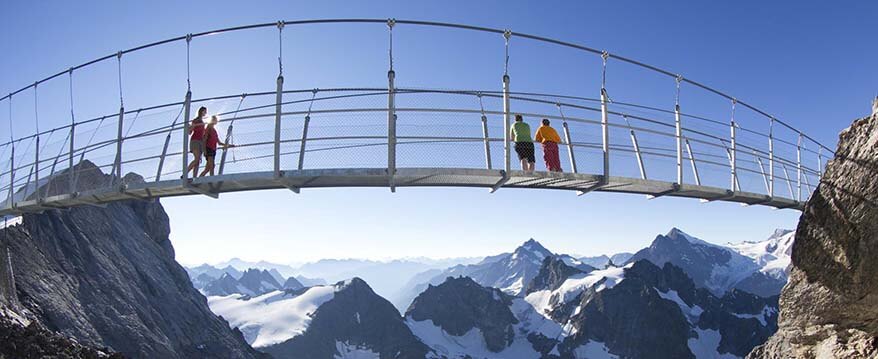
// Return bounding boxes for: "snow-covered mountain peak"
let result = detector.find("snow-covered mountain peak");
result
[727,229,795,279]
[666,227,714,247]
[515,239,552,258]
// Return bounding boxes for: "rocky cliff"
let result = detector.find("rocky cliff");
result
[749,113,878,358]
[0,161,261,358]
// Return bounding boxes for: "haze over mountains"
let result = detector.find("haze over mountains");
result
[187,227,794,358]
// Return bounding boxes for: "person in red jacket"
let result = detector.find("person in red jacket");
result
[198,115,235,177]
[185,106,208,179]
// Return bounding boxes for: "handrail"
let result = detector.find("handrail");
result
[0,18,833,153]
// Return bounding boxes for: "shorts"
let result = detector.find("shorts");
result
[189,140,204,154]
[205,148,217,158]
[514,142,535,163]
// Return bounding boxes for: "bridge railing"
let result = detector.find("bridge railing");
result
[0,19,830,210]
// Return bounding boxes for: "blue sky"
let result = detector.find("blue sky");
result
[2,1,875,264]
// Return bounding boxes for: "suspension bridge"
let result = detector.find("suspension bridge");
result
[0,19,832,215]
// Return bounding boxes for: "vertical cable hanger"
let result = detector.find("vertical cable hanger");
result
[7,94,12,143]
[68,69,75,125]
[277,21,284,76]
[117,51,124,108]
[33,84,39,135]
[503,29,511,77]
[186,33,192,91]
[388,18,395,72]
[601,51,609,91]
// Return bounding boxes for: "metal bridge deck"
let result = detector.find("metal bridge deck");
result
[3,168,801,216]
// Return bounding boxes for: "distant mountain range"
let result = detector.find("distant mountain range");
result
[191,228,793,358]
[187,256,481,303]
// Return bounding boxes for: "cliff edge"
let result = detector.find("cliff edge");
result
[749,111,878,357]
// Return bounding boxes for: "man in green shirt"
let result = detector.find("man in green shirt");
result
[509,114,535,173]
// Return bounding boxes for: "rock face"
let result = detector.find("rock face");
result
[0,310,123,359]
[545,260,778,359]
[406,276,519,352]
[627,228,785,297]
[262,278,431,358]
[282,276,304,290]
[0,161,261,358]
[748,115,878,357]
[525,256,590,295]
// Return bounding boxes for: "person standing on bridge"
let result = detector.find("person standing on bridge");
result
[199,115,235,177]
[534,118,563,172]
[185,106,208,180]
[510,114,535,173]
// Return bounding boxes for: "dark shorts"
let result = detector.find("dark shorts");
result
[205,148,217,158]
[189,140,203,154]
[514,142,535,163]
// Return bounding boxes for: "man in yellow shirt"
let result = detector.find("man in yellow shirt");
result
[534,118,563,172]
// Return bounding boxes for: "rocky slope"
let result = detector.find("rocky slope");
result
[748,113,878,357]
[627,228,787,297]
[406,276,519,352]
[0,161,261,358]
[533,260,779,358]
[261,278,432,358]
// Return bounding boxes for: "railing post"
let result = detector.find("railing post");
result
[181,90,192,183]
[797,132,802,201]
[502,30,512,175]
[768,117,774,197]
[34,136,39,202]
[273,75,284,178]
[674,75,683,186]
[557,105,577,174]
[600,52,610,184]
[114,106,124,184]
[503,75,511,174]
[481,112,492,170]
[387,69,396,173]
[274,21,285,179]
[68,123,75,194]
[730,99,737,191]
